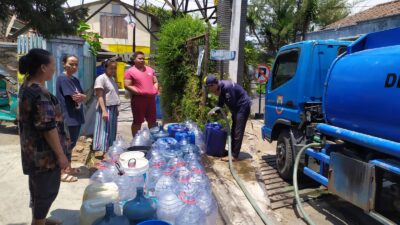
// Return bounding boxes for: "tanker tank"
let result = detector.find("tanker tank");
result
[324,29,400,143]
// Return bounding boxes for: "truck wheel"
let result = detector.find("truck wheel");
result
[276,130,294,181]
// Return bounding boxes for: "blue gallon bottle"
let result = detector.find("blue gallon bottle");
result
[123,188,156,224]
[93,203,130,225]
[205,122,227,157]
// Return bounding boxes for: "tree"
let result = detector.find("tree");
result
[0,0,87,38]
[248,0,350,54]
[316,0,350,27]
[141,4,175,25]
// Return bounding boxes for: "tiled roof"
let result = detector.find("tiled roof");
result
[325,0,400,30]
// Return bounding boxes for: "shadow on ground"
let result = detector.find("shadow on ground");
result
[48,208,80,225]
[0,123,18,135]
[261,153,382,225]
[304,195,382,225]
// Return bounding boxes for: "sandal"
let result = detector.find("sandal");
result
[221,156,239,162]
[46,218,62,225]
[69,168,82,175]
[61,173,78,182]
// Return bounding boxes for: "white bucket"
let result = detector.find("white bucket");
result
[119,157,149,188]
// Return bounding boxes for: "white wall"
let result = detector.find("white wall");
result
[85,3,151,47]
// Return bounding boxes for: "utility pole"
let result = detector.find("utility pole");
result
[228,0,248,84]
[132,0,136,53]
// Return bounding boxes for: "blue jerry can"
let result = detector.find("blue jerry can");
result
[205,122,227,157]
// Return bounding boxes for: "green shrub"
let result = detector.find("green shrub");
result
[156,16,208,124]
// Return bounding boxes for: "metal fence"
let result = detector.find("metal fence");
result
[17,35,96,94]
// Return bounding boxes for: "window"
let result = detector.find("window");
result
[100,15,128,39]
[271,49,300,90]
[337,46,347,56]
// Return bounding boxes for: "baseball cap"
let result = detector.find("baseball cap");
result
[205,75,219,86]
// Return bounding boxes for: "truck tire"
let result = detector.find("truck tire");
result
[276,130,294,181]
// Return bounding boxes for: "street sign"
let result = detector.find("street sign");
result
[254,64,270,83]
[210,50,236,61]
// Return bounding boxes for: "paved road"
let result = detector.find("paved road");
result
[0,121,90,225]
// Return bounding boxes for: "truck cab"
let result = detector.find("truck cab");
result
[261,40,351,179]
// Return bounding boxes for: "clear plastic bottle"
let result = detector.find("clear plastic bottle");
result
[156,190,185,224]
[90,167,114,184]
[114,135,128,151]
[196,190,218,225]
[175,195,205,225]
[82,182,119,202]
[176,181,199,199]
[162,145,183,161]
[115,175,137,202]
[189,169,210,191]
[184,152,200,164]
[80,198,118,225]
[144,167,164,198]
[131,130,152,147]
[106,145,124,163]
[167,156,186,170]
[149,155,167,170]
[174,166,191,183]
[150,125,169,141]
[187,160,205,175]
[154,168,177,197]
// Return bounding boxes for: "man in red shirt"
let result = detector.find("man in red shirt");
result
[124,51,159,136]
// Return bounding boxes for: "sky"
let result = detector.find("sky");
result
[349,0,394,14]
[65,0,395,15]
[65,0,214,11]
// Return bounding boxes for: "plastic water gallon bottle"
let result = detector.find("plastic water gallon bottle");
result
[196,190,218,225]
[114,135,128,150]
[144,168,164,198]
[187,160,205,175]
[149,155,167,170]
[175,195,205,225]
[167,156,186,170]
[184,152,200,164]
[123,188,156,224]
[155,168,177,197]
[90,167,114,184]
[82,182,119,202]
[106,145,124,163]
[189,169,210,191]
[174,166,191,183]
[115,175,137,202]
[162,145,183,161]
[93,203,130,225]
[80,198,117,225]
[156,137,178,146]
[156,190,185,224]
[176,181,199,199]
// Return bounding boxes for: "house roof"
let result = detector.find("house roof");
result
[68,0,156,18]
[325,0,400,30]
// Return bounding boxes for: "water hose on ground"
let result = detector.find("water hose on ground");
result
[293,143,321,225]
[208,107,274,225]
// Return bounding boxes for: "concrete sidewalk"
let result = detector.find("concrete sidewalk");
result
[203,119,280,225]
[0,134,90,225]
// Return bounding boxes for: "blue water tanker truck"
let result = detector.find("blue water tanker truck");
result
[261,27,400,224]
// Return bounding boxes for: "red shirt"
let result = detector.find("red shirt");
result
[124,65,157,96]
